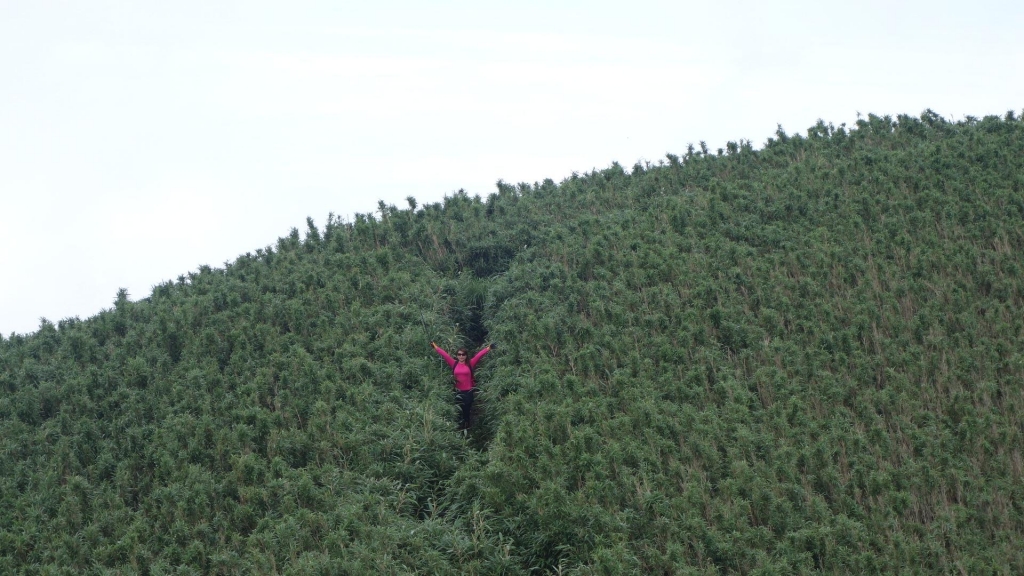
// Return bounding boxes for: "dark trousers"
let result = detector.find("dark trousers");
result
[455,389,474,429]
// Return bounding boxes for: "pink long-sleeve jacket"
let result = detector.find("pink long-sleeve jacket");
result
[434,347,490,391]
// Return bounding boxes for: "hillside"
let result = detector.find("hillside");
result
[2,111,1023,574]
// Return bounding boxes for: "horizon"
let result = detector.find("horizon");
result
[3,0,1022,336]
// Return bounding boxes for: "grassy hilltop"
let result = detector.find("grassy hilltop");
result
[2,111,1023,574]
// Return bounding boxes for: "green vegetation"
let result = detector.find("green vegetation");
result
[3,110,1023,574]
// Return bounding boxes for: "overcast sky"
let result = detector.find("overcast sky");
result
[2,0,1022,336]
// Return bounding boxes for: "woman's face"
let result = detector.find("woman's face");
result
[456,351,467,363]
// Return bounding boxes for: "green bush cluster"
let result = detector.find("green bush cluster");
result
[2,111,1023,574]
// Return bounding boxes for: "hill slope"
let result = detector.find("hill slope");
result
[2,111,1023,574]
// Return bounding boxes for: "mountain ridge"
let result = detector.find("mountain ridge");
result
[2,110,1023,574]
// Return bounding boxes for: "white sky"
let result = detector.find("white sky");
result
[2,0,1022,336]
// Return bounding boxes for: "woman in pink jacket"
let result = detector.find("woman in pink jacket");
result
[431,342,492,430]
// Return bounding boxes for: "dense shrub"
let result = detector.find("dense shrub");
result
[2,111,1023,573]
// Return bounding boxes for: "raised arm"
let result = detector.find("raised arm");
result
[431,342,456,368]
[469,345,491,369]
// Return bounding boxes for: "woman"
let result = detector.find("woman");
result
[431,342,492,430]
